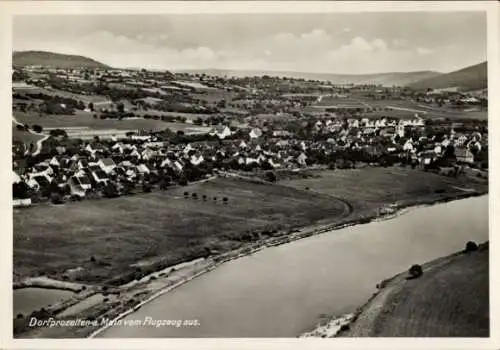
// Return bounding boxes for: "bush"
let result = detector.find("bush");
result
[409,264,423,278]
[223,197,228,204]
[213,196,217,201]
[142,183,152,193]
[465,241,478,252]
[265,171,277,182]
[90,256,96,262]
[17,313,24,319]
[70,194,82,202]
[184,191,189,197]
[192,193,198,199]
[32,124,43,133]
[339,324,350,332]
[50,193,64,205]
[202,195,207,201]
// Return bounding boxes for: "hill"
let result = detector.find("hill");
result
[338,242,489,337]
[176,68,441,87]
[13,51,110,69]
[407,62,487,91]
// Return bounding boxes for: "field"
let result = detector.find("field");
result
[12,126,45,144]
[14,167,488,286]
[15,86,111,104]
[13,177,349,284]
[341,244,489,337]
[280,167,488,211]
[13,111,211,134]
[309,95,487,120]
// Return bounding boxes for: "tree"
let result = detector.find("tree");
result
[408,264,423,279]
[103,182,119,198]
[223,197,228,204]
[50,192,64,205]
[13,182,31,199]
[142,182,152,193]
[265,171,277,182]
[89,102,95,111]
[32,124,43,133]
[465,241,478,253]
[117,102,125,113]
[192,193,198,199]
[179,176,188,186]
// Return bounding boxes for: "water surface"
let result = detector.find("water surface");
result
[100,196,489,338]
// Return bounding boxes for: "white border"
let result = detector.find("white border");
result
[0,2,498,350]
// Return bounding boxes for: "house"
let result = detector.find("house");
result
[183,144,194,155]
[418,150,436,166]
[99,158,116,174]
[32,173,52,191]
[174,160,184,172]
[210,125,231,139]
[91,169,109,184]
[85,143,96,155]
[69,178,87,197]
[190,153,204,166]
[136,164,151,174]
[297,152,308,166]
[249,128,263,139]
[77,158,89,170]
[13,171,21,184]
[403,139,414,152]
[455,147,474,164]
[347,119,359,128]
[73,174,92,190]
[273,130,293,138]
[112,142,126,154]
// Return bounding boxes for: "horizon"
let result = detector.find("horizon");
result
[12,13,486,75]
[13,49,487,77]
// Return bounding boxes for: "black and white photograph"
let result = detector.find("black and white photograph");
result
[2,1,498,347]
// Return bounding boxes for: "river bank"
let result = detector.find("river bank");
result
[304,241,489,338]
[14,189,487,339]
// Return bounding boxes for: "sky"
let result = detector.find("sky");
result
[13,12,486,74]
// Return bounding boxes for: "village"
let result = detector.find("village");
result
[12,65,488,206]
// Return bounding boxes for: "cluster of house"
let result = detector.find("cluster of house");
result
[13,113,485,204]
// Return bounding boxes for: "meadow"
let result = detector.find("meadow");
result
[280,167,488,211]
[13,111,210,134]
[13,177,349,285]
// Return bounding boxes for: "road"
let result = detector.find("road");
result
[12,115,49,156]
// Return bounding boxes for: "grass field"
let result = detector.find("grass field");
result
[280,167,488,211]
[13,111,210,134]
[13,177,349,284]
[18,87,111,104]
[342,244,489,337]
[310,96,487,120]
[12,126,45,144]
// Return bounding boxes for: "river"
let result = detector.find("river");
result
[100,195,489,338]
